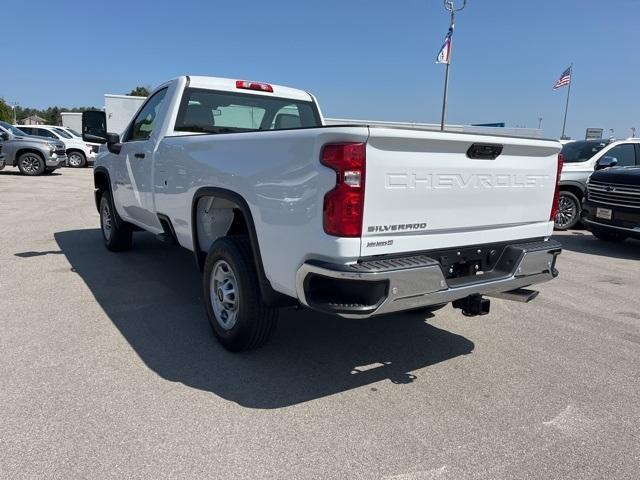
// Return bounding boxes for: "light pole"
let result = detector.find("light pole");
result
[10,102,18,124]
[439,0,467,131]
[538,117,543,129]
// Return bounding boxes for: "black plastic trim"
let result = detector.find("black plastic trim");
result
[93,167,124,230]
[157,213,178,243]
[466,143,503,160]
[191,187,295,307]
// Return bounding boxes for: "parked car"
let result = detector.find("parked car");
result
[582,156,640,242]
[17,125,96,168]
[0,121,66,175]
[82,75,562,352]
[555,138,640,230]
[54,126,101,158]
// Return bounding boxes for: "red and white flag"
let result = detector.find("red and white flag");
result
[436,25,454,64]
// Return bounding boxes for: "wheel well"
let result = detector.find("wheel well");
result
[94,171,109,211]
[195,196,249,255]
[191,188,295,307]
[560,184,584,202]
[67,148,85,157]
[15,148,44,165]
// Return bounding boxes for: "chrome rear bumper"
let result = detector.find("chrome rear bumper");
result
[295,239,561,318]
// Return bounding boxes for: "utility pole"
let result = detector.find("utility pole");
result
[439,0,467,131]
[538,117,543,129]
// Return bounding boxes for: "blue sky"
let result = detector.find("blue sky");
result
[2,0,639,139]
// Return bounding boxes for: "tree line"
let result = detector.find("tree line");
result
[0,86,150,125]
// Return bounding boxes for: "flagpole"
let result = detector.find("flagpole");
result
[560,63,573,139]
[439,15,453,131]
[439,1,466,131]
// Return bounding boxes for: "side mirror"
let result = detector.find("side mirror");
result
[82,110,107,144]
[1,132,9,141]
[595,156,618,170]
[106,133,122,154]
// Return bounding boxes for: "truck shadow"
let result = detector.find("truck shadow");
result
[53,229,474,409]
[553,232,640,261]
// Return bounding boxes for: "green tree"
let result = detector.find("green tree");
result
[127,86,150,97]
[0,98,14,123]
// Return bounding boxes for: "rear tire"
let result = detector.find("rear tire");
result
[203,235,278,352]
[17,152,45,176]
[67,151,86,168]
[99,191,133,251]
[591,227,627,243]
[554,191,581,230]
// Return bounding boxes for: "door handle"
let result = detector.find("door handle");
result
[134,153,145,159]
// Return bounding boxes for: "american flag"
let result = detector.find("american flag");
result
[553,66,572,90]
[436,25,454,64]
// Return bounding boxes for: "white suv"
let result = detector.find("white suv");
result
[17,125,96,168]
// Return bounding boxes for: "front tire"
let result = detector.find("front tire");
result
[17,152,45,176]
[67,151,86,168]
[554,191,581,230]
[591,227,627,243]
[203,236,278,352]
[99,191,133,251]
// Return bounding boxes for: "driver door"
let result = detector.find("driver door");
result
[114,88,168,230]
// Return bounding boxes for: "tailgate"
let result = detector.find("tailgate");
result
[361,128,561,256]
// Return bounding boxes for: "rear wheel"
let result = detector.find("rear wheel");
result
[554,191,581,230]
[67,151,86,168]
[591,227,627,243]
[99,191,133,251]
[203,235,278,352]
[17,152,45,176]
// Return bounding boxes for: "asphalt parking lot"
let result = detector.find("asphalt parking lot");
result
[1,168,639,479]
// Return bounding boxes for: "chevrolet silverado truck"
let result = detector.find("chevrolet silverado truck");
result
[0,121,67,175]
[82,75,563,352]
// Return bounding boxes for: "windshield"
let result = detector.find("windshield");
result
[561,140,609,163]
[53,127,73,139]
[67,128,81,137]
[0,120,29,137]
[174,88,321,134]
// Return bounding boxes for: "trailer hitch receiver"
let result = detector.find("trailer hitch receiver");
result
[453,294,490,317]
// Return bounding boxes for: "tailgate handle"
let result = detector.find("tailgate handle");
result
[467,143,503,160]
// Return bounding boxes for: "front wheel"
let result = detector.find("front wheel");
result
[203,236,278,352]
[554,191,581,230]
[99,191,133,251]
[17,152,45,176]
[67,151,86,168]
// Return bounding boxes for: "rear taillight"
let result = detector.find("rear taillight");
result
[550,153,564,221]
[235,80,274,93]
[321,143,366,237]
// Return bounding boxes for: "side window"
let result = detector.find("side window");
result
[20,127,34,135]
[606,144,636,167]
[270,104,301,130]
[125,88,168,142]
[36,128,57,139]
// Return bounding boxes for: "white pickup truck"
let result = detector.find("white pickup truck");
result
[83,75,562,352]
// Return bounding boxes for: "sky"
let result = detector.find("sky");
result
[2,0,639,139]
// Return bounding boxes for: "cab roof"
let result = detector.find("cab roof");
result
[185,76,314,102]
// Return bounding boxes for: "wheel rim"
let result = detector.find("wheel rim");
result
[210,260,239,330]
[555,195,577,228]
[20,155,41,174]
[69,153,82,167]
[101,201,113,241]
